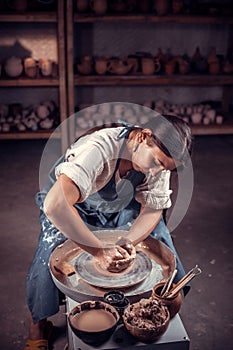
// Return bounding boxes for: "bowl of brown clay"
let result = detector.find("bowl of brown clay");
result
[123,298,170,342]
[68,300,120,345]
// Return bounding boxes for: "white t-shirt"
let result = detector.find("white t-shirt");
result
[55,127,172,210]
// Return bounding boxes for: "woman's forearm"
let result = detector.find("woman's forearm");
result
[127,207,162,246]
[43,175,102,256]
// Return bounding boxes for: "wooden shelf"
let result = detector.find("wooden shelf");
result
[74,13,233,24]
[0,78,59,87]
[0,129,60,140]
[0,12,57,22]
[74,74,233,86]
[191,123,233,135]
[0,1,68,151]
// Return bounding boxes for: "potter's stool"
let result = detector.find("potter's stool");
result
[66,297,190,350]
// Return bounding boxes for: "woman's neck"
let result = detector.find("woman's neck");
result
[118,158,132,178]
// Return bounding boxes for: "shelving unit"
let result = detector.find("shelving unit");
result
[66,0,233,138]
[0,1,68,152]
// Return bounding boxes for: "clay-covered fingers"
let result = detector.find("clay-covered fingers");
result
[116,236,136,258]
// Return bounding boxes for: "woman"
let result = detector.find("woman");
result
[24,113,192,350]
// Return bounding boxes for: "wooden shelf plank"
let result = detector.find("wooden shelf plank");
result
[0,130,60,140]
[191,124,233,135]
[0,12,57,22]
[74,74,233,86]
[0,78,59,87]
[74,14,233,24]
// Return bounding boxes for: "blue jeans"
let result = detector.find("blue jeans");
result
[26,191,189,323]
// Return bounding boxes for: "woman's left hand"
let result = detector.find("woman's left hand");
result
[95,237,136,273]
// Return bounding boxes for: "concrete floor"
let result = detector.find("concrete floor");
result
[0,135,232,350]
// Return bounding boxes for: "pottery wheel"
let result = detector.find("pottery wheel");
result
[49,230,176,303]
[74,251,152,289]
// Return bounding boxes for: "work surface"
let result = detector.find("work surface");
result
[66,297,190,350]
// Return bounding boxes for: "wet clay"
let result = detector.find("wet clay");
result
[71,309,116,332]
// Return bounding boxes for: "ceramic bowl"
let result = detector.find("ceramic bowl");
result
[123,298,170,342]
[68,300,120,345]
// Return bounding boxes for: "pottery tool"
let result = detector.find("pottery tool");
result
[166,265,202,298]
[161,269,177,297]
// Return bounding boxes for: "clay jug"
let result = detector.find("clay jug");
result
[151,282,183,318]
[90,0,107,15]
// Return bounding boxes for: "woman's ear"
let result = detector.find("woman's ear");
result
[143,128,153,137]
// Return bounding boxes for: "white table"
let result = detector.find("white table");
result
[66,297,190,350]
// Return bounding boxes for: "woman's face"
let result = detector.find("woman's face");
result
[131,142,178,176]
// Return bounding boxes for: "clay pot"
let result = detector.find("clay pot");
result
[139,0,151,13]
[177,58,190,75]
[151,282,183,318]
[108,59,132,75]
[153,0,169,15]
[5,56,23,77]
[126,57,139,73]
[172,0,184,14]
[77,56,93,75]
[7,0,27,12]
[90,0,107,15]
[207,47,220,74]
[209,61,220,75]
[165,60,176,75]
[24,57,37,78]
[141,57,161,75]
[39,58,53,76]
[222,60,233,74]
[76,0,89,12]
[95,57,111,75]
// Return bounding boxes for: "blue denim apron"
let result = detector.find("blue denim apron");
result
[26,130,189,323]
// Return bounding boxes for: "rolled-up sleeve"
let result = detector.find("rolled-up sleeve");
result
[55,142,104,200]
[135,170,172,210]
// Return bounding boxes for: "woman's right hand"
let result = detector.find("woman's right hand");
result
[96,237,136,273]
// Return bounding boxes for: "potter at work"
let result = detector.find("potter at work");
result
[24,110,192,350]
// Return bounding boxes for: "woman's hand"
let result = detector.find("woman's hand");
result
[96,237,136,273]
